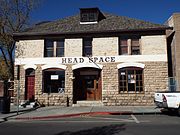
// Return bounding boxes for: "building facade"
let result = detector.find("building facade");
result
[13,8,169,106]
[166,13,180,91]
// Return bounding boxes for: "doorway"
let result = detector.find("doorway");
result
[73,68,102,103]
[25,68,35,102]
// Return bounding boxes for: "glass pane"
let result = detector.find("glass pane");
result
[45,49,53,57]
[120,39,127,45]
[136,70,142,74]
[120,75,126,80]
[132,48,140,55]
[83,38,92,56]
[128,70,134,74]
[131,38,140,55]
[45,40,53,57]
[140,87,143,92]
[140,81,143,86]
[56,48,64,57]
[26,69,35,76]
[86,79,94,88]
[136,81,139,86]
[131,39,139,46]
[43,70,65,93]
[119,39,128,55]
[120,46,128,55]
[57,40,64,48]
[45,40,53,48]
[119,81,124,86]
[120,87,124,91]
[81,13,88,21]
[89,12,97,22]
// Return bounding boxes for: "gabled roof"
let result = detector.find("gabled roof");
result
[14,13,170,37]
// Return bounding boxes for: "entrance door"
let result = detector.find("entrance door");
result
[82,75,100,100]
[25,69,35,101]
[73,68,102,102]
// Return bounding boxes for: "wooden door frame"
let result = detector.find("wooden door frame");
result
[25,68,35,101]
[73,68,102,103]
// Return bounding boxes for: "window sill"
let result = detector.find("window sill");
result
[119,91,144,94]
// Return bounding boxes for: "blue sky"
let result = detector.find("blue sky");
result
[31,0,180,24]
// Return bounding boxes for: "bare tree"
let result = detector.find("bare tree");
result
[0,0,39,80]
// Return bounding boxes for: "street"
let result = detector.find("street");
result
[0,114,180,135]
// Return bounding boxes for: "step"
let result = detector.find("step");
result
[73,101,103,107]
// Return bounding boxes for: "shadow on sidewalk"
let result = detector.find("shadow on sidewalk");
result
[0,107,39,123]
[54,124,126,135]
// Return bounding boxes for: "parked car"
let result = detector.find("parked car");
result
[154,91,180,115]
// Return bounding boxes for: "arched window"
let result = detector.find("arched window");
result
[43,68,65,93]
[119,67,143,93]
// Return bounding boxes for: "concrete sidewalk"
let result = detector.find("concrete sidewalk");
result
[0,105,161,122]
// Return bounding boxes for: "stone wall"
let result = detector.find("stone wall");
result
[15,40,44,58]
[14,65,26,103]
[166,13,180,91]
[102,62,168,106]
[65,39,82,57]
[93,37,118,56]
[141,35,167,55]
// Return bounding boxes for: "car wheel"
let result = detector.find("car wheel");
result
[178,107,180,116]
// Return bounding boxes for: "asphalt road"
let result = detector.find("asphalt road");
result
[0,114,180,135]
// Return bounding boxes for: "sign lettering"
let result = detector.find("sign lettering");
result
[61,57,116,64]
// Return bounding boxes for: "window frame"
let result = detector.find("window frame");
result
[83,37,92,57]
[42,68,65,94]
[119,67,144,93]
[56,39,65,57]
[131,38,140,55]
[119,38,128,55]
[44,39,54,57]
[44,39,64,57]
[119,36,141,55]
[80,10,98,22]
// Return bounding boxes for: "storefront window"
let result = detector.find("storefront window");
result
[119,67,143,93]
[43,69,65,93]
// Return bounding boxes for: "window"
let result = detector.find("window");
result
[131,39,140,55]
[44,39,64,57]
[83,37,92,57]
[81,11,97,22]
[119,37,140,55]
[43,69,65,93]
[44,40,53,57]
[119,38,128,55]
[56,40,64,57]
[119,67,143,93]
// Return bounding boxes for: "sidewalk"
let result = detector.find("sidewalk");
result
[0,105,161,122]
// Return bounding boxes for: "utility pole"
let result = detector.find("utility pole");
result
[17,65,20,115]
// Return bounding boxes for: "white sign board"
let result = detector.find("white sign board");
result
[51,75,59,80]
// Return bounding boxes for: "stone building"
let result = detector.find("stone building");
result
[166,13,180,91]
[13,8,170,106]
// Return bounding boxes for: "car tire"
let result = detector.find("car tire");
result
[178,107,180,116]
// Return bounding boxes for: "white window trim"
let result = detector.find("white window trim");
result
[42,64,66,70]
[23,64,37,70]
[80,21,98,24]
[72,63,103,70]
[117,62,145,69]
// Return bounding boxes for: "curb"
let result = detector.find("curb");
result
[12,111,161,120]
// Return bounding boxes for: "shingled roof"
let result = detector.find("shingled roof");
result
[14,12,169,37]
